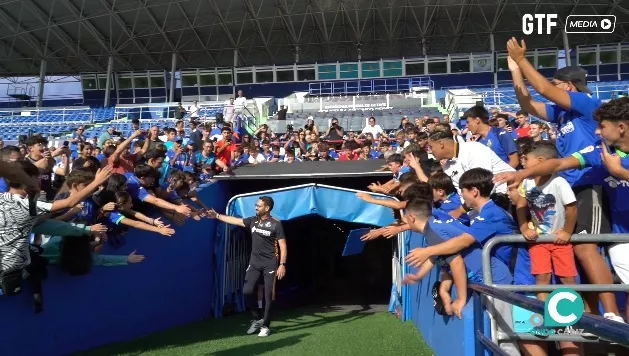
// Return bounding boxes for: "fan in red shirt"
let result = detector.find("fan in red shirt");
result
[337,141,360,161]
[215,127,236,172]
[514,110,532,138]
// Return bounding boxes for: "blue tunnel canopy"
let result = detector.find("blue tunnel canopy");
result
[227,183,397,227]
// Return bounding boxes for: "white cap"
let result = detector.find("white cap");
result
[308,115,314,121]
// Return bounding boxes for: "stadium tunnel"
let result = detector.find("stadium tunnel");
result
[212,163,405,316]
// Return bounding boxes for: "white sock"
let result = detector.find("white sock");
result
[258,300,263,308]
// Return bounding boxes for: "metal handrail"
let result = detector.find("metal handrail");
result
[470,283,629,346]
[481,234,629,291]
[480,234,629,348]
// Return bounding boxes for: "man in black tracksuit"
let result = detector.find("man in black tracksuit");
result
[208,196,287,337]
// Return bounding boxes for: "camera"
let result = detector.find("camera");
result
[286,124,294,132]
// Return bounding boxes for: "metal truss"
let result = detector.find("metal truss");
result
[0,0,627,75]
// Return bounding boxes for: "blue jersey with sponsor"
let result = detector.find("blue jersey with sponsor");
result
[545,91,601,186]
[467,200,517,267]
[123,173,150,202]
[478,127,517,164]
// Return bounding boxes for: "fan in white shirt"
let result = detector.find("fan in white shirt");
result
[360,117,384,140]
[189,101,200,118]
[427,130,515,194]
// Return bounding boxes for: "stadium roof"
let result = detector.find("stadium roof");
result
[0,0,628,76]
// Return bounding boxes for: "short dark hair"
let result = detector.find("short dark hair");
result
[428,130,454,141]
[405,198,434,219]
[594,97,629,123]
[134,164,156,179]
[495,113,509,121]
[458,168,494,197]
[528,141,559,159]
[386,153,403,165]
[399,171,420,185]
[516,110,529,117]
[25,134,47,148]
[402,182,432,201]
[259,196,274,211]
[222,127,232,133]
[462,105,490,124]
[428,172,457,195]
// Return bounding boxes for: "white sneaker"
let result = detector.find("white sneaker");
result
[604,313,625,323]
[258,326,270,337]
[247,319,263,334]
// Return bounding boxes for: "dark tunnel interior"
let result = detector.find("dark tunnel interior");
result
[226,176,395,308]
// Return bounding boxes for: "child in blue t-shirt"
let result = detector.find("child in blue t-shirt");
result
[428,172,470,225]
[402,199,513,319]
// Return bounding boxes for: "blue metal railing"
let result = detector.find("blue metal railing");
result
[308,77,434,96]
[470,283,629,347]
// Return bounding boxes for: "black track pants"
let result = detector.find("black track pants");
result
[243,260,276,327]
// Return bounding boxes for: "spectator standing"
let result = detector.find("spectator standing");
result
[464,106,519,169]
[223,98,236,123]
[189,101,200,120]
[276,105,287,121]
[507,38,619,319]
[361,117,385,141]
[175,102,186,120]
[98,127,115,149]
[325,118,344,141]
[514,110,532,138]
[528,122,545,142]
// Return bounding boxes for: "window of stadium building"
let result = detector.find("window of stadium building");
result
[150,76,165,88]
[623,48,629,63]
[578,51,597,66]
[256,71,273,83]
[237,72,253,84]
[405,62,425,75]
[428,61,447,74]
[82,78,97,90]
[118,77,133,89]
[536,54,557,68]
[297,69,315,81]
[134,77,149,88]
[182,74,198,87]
[450,59,470,73]
[199,73,216,86]
[600,50,618,64]
[218,73,233,85]
[276,70,294,82]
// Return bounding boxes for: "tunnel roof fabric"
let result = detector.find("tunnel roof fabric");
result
[212,160,392,180]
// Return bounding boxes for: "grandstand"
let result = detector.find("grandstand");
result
[2,0,629,355]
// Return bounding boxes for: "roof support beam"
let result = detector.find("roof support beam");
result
[21,0,104,72]
[175,2,218,66]
[450,0,475,51]
[58,0,134,71]
[98,0,162,69]
[275,0,299,46]
[207,0,245,66]
[137,0,190,68]
[0,6,78,73]
[551,0,582,46]
[242,0,274,63]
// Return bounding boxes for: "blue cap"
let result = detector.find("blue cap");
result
[175,136,184,142]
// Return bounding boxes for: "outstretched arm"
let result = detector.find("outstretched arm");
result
[207,209,246,227]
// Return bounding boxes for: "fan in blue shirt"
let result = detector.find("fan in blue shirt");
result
[429,172,470,225]
[506,45,601,187]
[406,169,518,272]
[463,106,518,168]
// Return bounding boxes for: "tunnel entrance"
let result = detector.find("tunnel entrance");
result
[271,215,392,309]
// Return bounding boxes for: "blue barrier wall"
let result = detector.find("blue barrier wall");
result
[0,181,229,356]
[407,230,478,356]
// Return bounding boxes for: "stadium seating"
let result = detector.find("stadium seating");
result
[472,81,629,106]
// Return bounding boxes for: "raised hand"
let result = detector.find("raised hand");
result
[158,225,175,237]
[127,250,146,263]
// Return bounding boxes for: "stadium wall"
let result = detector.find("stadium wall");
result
[0,181,229,356]
[407,230,478,356]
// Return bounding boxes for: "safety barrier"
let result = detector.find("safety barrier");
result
[481,234,629,351]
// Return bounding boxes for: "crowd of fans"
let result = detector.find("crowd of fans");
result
[355,39,629,356]
[0,38,627,356]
